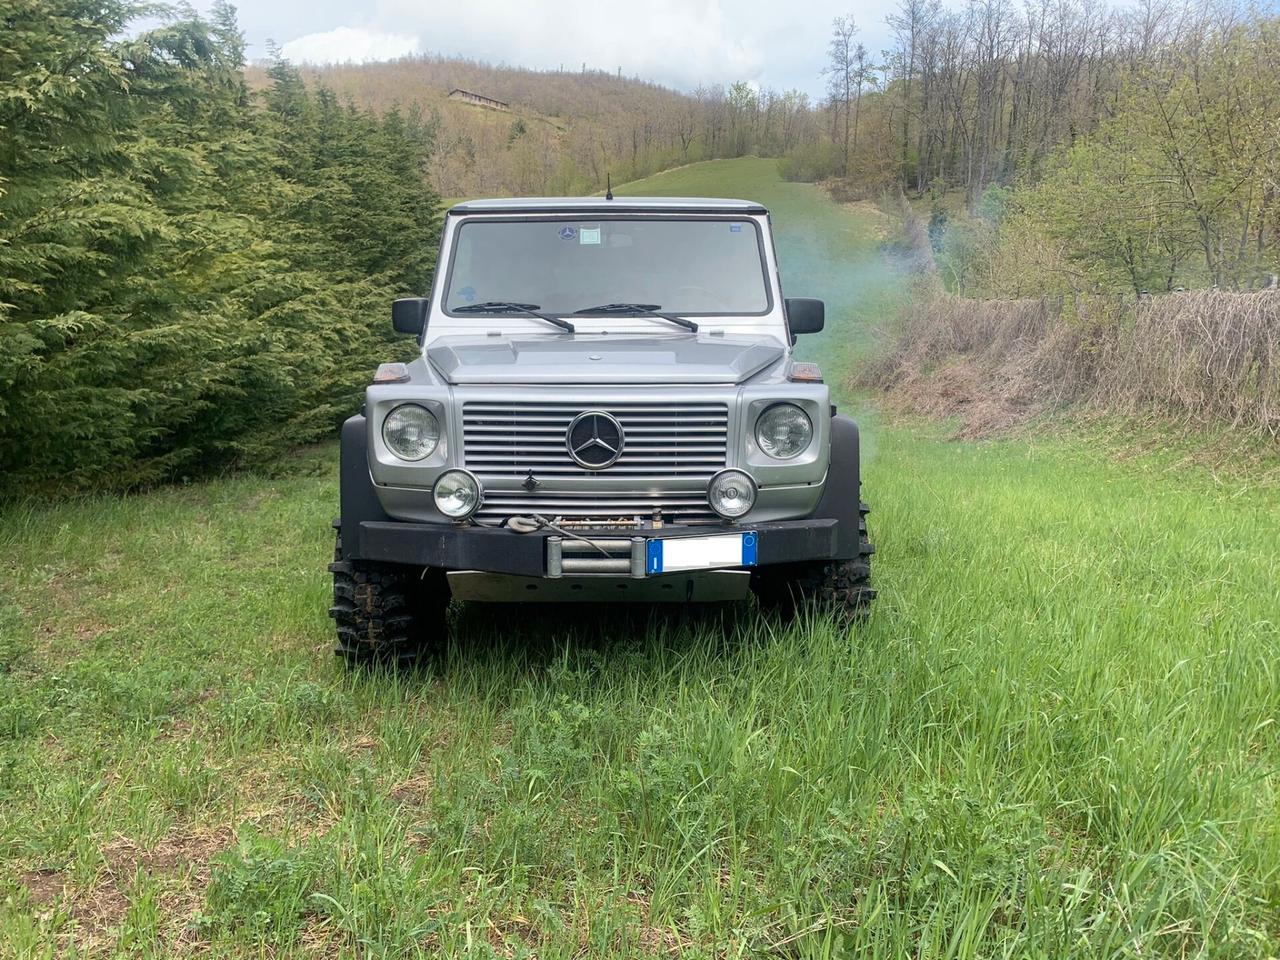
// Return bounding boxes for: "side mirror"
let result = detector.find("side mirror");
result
[785,298,824,335]
[392,297,428,335]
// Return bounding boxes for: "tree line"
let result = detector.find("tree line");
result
[801,0,1279,295]
[0,0,439,496]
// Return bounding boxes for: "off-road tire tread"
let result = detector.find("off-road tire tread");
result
[329,530,448,665]
[752,501,875,622]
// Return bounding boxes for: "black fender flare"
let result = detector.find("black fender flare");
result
[810,414,864,559]
[338,415,392,558]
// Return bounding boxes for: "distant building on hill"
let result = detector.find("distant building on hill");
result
[448,88,509,111]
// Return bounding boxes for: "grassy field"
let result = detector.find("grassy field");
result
[2,158,1278,957]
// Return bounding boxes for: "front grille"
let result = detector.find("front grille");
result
[462,401,729,476]
[462,400,728,525]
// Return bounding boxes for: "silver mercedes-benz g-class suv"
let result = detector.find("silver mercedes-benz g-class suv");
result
[331,196,874,663]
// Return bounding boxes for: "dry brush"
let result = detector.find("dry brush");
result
[863,290,1280,439]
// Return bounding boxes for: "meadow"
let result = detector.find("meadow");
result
[1,159,1277,957]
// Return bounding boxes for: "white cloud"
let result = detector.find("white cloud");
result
[280,26,419,64]
[370,0,763,89]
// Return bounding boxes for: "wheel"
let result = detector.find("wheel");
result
[751,502,875,622]
[328,530,450,666]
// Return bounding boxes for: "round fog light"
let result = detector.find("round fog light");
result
[708,469,757,520]
[433,469,482,519]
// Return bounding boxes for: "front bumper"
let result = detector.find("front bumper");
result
[351,518,840,577]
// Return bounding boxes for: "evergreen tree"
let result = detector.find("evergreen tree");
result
[0,2,440,496]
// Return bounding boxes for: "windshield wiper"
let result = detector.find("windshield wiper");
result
[572,302,699,332]
[453,301,575,333]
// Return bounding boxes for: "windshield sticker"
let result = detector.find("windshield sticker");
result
[457,285,476,303]
[558,226,577,240]
[730,223,743,232]
[579,226,601,245]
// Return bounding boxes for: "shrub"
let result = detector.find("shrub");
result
[778,141,842,182]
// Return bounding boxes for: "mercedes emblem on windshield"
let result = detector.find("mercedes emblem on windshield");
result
[566,411,624,469]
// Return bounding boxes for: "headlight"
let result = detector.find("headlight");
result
[755,403,813,460]
[433,469,482,519]
[383,404,440,461]
[708,469,756,520]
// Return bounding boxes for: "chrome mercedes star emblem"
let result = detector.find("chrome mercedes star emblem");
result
[566,411,624,469]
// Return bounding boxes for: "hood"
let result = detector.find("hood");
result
[426,334,785,385]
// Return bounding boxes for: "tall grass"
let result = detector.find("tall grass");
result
[1,425,1277,957]
[865,290,1280,438]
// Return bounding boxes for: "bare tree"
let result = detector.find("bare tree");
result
[824,15,860,176]
[852,41,872,156]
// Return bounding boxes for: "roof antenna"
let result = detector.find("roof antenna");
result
[605,174,613,201]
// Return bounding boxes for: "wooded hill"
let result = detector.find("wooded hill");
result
[247,58,691,198]
[246,57,821,199]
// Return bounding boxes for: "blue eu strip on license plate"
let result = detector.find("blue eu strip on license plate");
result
[645,532,758,575]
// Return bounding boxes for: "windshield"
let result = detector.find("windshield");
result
[443,218,771,316]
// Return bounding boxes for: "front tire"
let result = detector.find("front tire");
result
[329,531,450,666]
[751,503,875,622]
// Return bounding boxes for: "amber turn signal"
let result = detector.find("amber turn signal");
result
[788,361,823,383]
[373,362,410,384]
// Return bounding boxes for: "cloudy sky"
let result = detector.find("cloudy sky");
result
[195,0,902,99]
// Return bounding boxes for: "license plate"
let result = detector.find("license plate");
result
[645,532,758,575]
